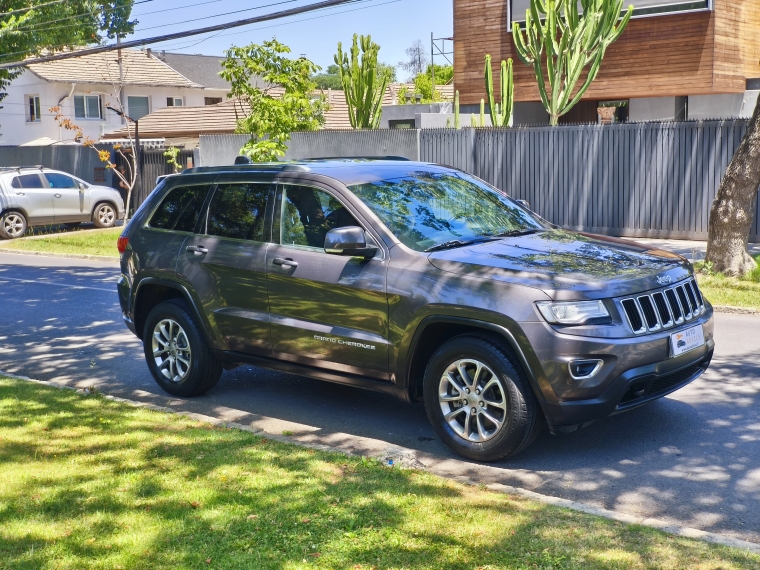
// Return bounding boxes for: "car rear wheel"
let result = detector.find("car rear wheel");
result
[143,299,222,397]
[93,203,116,228]
[423,334,543,462]
[0,211,28,239]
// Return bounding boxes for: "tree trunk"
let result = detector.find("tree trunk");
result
[705,95,760,275]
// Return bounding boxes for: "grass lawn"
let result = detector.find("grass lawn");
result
[695,254,760,311]
[0,228,121,258]
[0,378,758,569]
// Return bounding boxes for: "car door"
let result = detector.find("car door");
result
[44,172,87,222]
[176,179,273,356]
[266,183,390,380]
[10,173,54,224]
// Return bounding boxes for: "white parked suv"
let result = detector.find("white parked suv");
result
[0,166,125,238]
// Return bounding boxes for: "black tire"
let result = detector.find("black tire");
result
[92,202,117,228]
[0,210,28,239]
[423,334,543,462]
[143,299,223,397]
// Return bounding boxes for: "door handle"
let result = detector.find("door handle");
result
[186,245,208,255]
[15,192,25,196]
[54,193,62,198]
[273,257,298,268]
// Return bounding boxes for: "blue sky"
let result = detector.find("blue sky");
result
[129,0,454,76]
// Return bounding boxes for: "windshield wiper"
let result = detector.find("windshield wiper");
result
[493,228,546,238]
[424,237,499,253]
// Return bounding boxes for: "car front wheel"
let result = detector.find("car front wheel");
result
[423,334,543,462]
[0,211,28,239]
[92,203,116,228]
[143,300,223,397]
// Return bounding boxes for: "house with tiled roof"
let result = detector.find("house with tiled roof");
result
[0,48,230,146]
[101,87,397,148]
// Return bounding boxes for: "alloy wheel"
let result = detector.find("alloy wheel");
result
[98,205,115,225]
[438,358,508,442]
[152,318,192,383]
[3,213,25,238]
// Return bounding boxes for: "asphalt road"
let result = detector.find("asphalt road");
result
[0,251,758,544]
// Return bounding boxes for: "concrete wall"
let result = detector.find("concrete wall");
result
[688,91,760,120]
[379,103,452,129]
[459,102,549,125]
[0,69,227,146]
[629,96,688,122]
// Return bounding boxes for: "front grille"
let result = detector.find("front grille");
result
[620,278,705,335]
[619,363,703,405]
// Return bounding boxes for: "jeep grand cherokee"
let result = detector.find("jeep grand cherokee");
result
[116,159,714,461]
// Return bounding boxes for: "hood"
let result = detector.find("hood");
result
[427,229,692,300]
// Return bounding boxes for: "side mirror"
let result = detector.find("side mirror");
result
[78,182,87,191]
[324,226,377,258]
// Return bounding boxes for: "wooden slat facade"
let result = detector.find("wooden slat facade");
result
[454,0,760,105]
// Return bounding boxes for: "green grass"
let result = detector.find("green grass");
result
[0,228,122,258]
[695,254,760,310]
[0,378,758,569]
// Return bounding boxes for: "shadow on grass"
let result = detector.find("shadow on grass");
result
[0,378,758,570]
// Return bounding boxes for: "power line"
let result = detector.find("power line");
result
[10,0,156,34]
[0,0,69,18]
[0,0,366,68]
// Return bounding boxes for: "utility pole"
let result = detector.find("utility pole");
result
[431,32,435,102]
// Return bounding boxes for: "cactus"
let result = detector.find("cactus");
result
[512,0,633,126]
[454,90,461,130]
[480,99,486,127]
[335,34,389,129]
[484,55,514,127]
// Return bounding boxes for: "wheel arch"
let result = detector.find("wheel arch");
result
[132,278,210,343]
[404,316,546,405]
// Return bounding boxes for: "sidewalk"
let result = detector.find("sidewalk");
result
[621,237,760,262]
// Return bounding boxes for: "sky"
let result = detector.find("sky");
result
[127,0,454,76]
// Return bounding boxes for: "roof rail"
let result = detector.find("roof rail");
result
[181,163,311,175]
[0,165,45,171]
[301,156,411,161]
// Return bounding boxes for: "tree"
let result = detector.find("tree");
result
[221,39,326,162]
[335,34,389,129]
[0,0,135,105]
[398,39,428,81]
[705,96,760,276]
[512,0,632,126]
[398,64,453,104]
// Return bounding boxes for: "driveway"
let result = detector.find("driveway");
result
[0,251,758,544]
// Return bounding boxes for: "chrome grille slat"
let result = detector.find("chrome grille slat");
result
[620,278,705,334]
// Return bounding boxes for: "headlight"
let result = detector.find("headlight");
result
[536,300,611,325]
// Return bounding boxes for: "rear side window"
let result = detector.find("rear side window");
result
[205,183,270,241]
[149,185,209,232]
[11,174,45,188]
[44,173,77,188]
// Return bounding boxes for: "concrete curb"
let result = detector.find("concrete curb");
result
[712,305,759,315]
[0,248,118,262]
[2,370,759,556]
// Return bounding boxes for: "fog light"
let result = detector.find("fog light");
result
[569,359,603,380]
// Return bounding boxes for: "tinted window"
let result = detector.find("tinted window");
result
[12,174,45,189]
[205,183,270,241]
[349,171,546,252]
[45,173,77,188]
[277,185,358,248]
[149,185,209,232]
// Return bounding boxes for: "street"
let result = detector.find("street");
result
[1,251,758,544]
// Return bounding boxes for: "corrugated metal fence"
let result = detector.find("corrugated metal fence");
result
[115,149,194,210]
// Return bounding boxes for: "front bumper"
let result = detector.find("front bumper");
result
[520,309,715,431]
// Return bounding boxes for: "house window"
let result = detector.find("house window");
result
[204,97,223,106]
[27,96,41,122]
[127,96,150,120]
[167,97,184,107]
[74,95,102,119]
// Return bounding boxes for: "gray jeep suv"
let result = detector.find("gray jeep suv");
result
[117,159,714,461]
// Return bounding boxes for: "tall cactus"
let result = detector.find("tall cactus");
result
[484,55,514,128]
[512,0,633,126]
[335,34,389,129]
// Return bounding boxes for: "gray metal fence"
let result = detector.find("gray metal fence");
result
[0,145,113,187]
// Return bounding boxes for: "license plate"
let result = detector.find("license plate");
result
[670,324,705,357]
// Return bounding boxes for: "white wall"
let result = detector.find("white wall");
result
[688,91,760,120]
[0,69,228,146]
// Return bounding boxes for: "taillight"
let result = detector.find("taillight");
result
[117,235,129,254]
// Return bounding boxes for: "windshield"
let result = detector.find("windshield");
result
[348,170,548,252]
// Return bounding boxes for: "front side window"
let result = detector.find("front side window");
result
[12,174,44,188]
[44,173,77,188]
[27,96,41,122]
[74,95,102,119]
[204,183,270,241]
[276,185,359,249]
[348,170,547,252]
[149,185,210,232]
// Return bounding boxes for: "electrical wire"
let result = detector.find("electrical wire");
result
[0,0,368,68]
[8,0,157,34]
